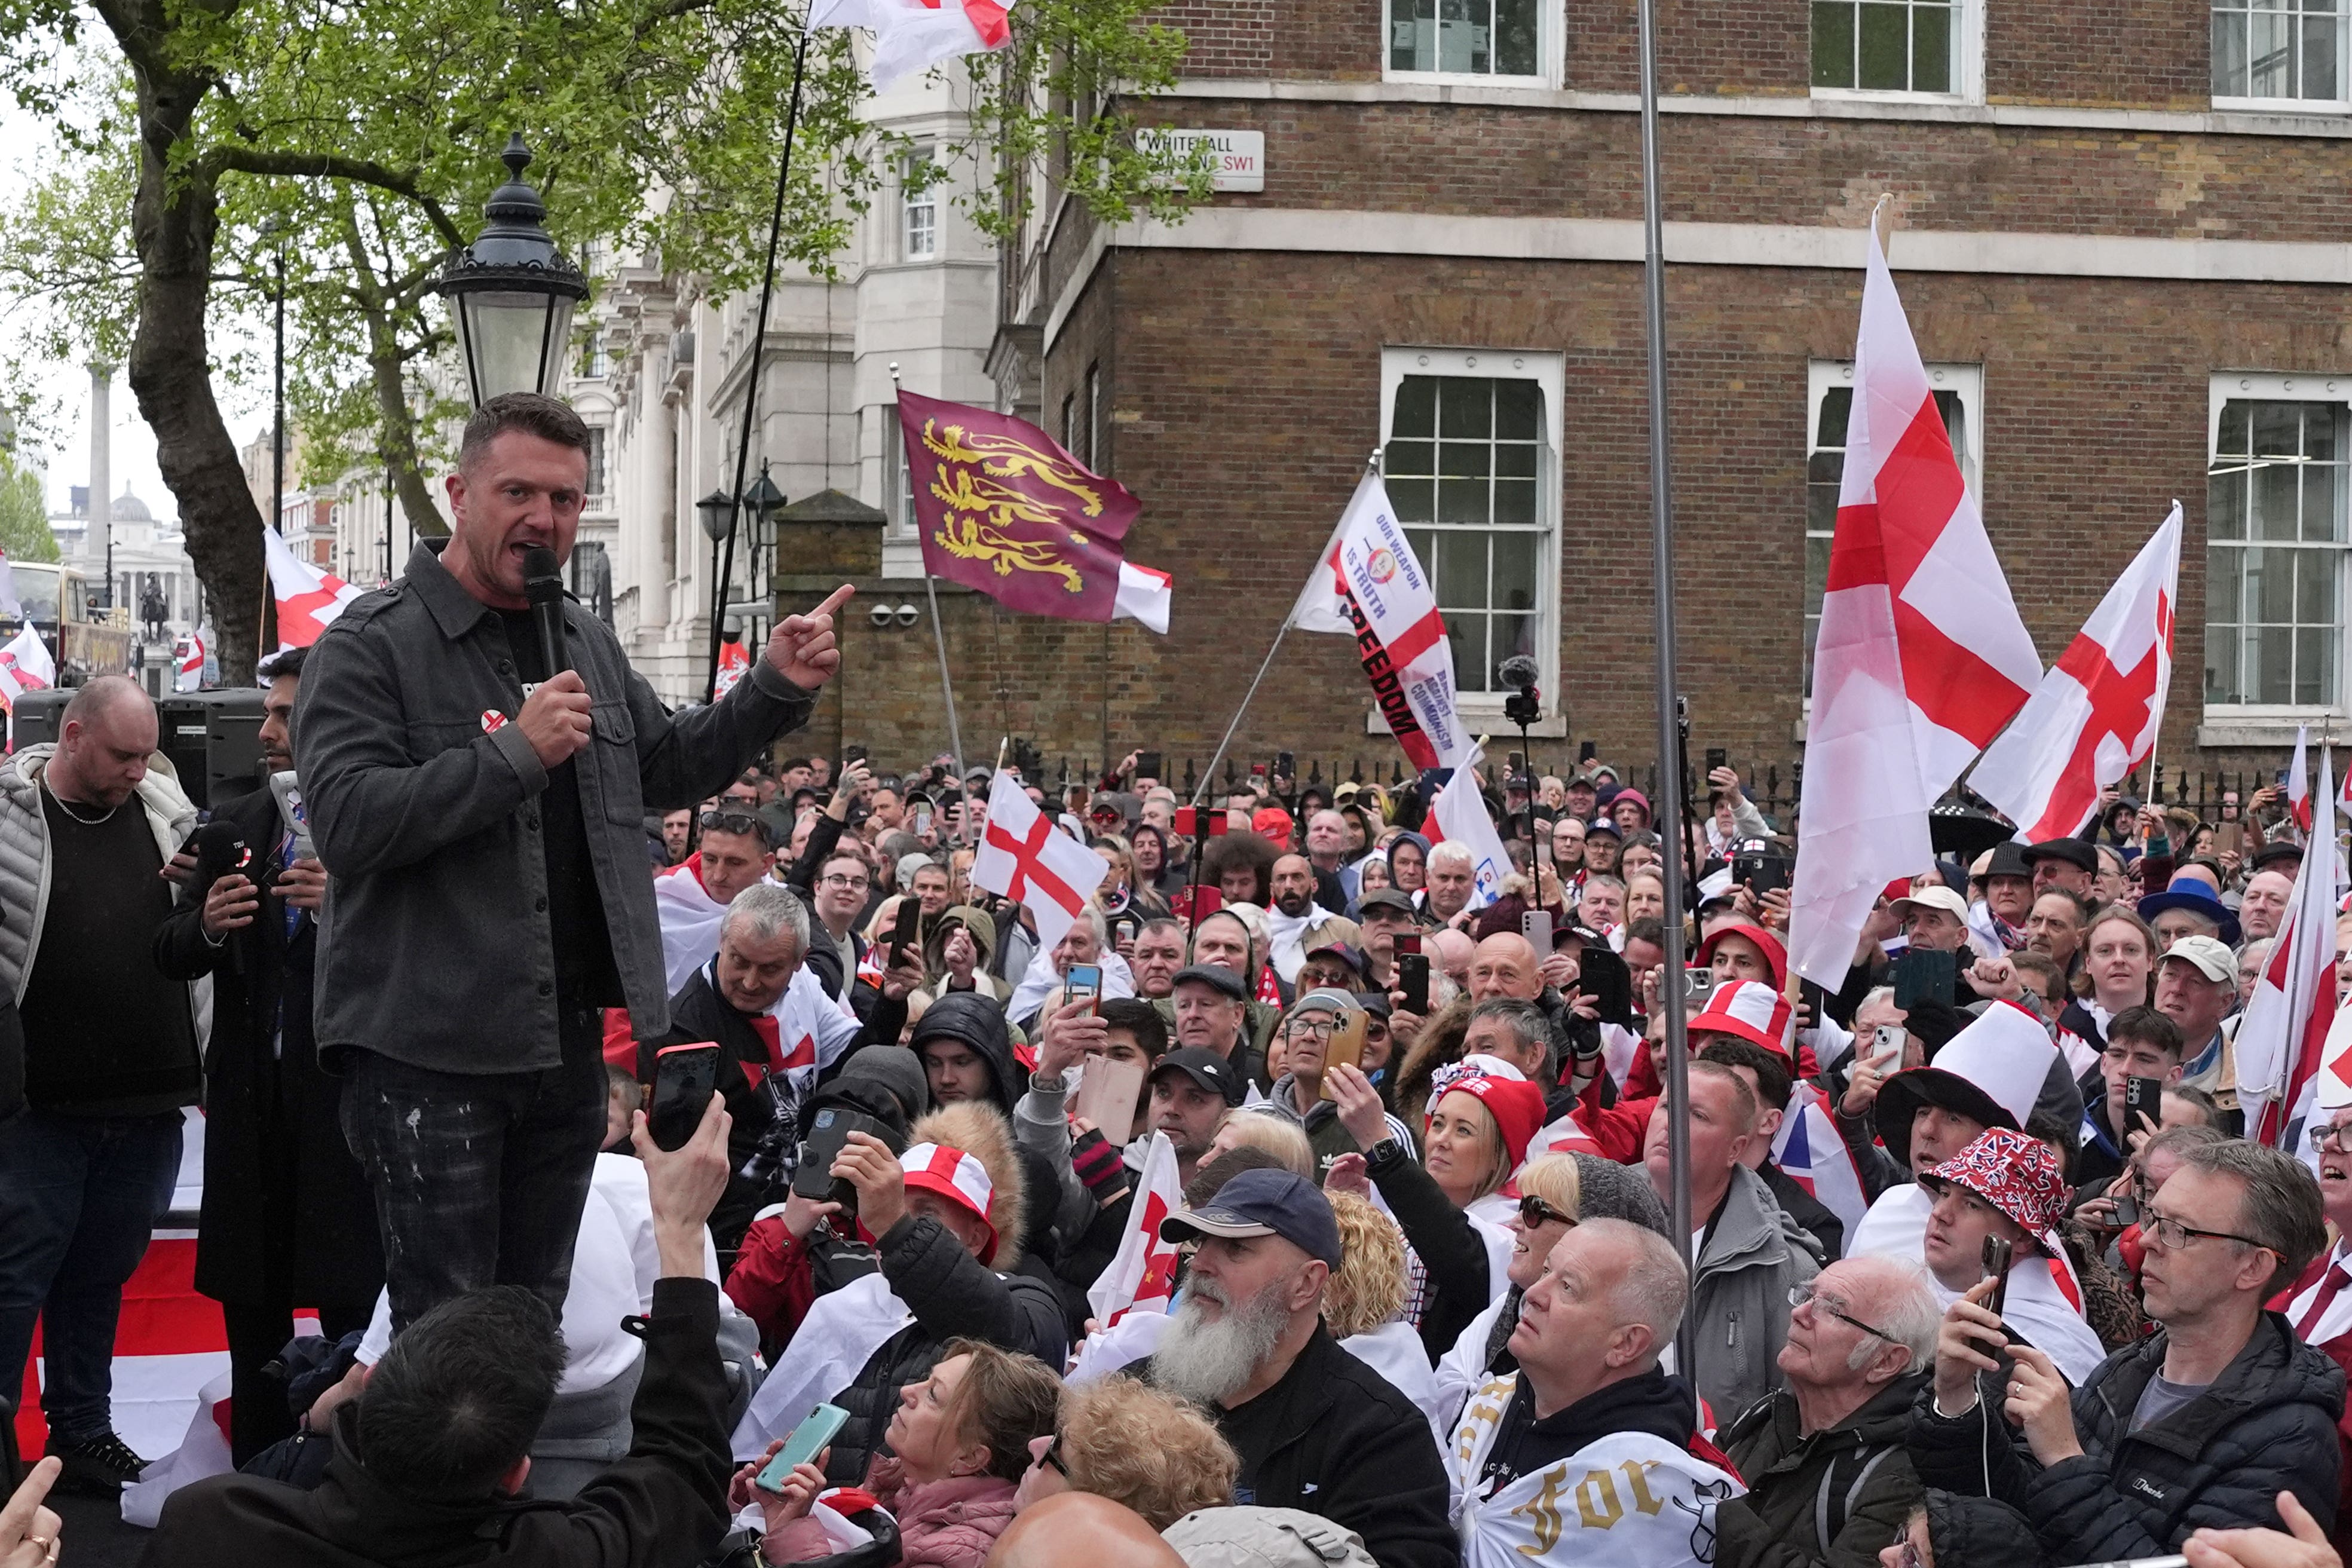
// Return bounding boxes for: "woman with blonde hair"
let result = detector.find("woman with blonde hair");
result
[1429,1153,1584,1440]
[1203,1108,1316,1181]
[1011,1377,1237,1530]
[1324,1191,1448,1431]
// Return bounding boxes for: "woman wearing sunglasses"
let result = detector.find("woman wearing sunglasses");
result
[1011,1375,1235,1529]
[1424,1154,1581,1448]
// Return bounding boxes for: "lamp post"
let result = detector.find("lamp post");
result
[697,487,736,695]
[431,135,589,408]
[741,463,787,632]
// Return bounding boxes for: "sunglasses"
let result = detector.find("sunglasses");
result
[1518,1195,1578,1230]
[1040,1431,1069,1478]
[700,810,766,841]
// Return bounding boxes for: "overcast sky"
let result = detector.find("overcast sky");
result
[4,73,268,523]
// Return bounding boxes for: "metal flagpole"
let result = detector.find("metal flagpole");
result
[705,7,815,703]
[893,362,973,844]
[1193,448,1380,806]
[1634,0,1698,1380]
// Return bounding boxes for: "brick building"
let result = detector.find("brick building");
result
[801,0,2352,788]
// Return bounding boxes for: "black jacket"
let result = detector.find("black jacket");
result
[139,1277,737,1568]
[1909,1310,2345,1561]
[1367,1137,1494,1362]
[1716,1373,1927,1568]
[154,786,382,1310]
[295,538,817,1074]
[1150,1325,1456,1568]
[820,1211,1068,1487]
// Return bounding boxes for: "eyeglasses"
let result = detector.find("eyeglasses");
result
[2316,1121,2352,1151]
[699,810,765,841]
[1788,1281,1896,1343]
[2139,1205,2273,1255]
[819,873,869,890]
[1518,1195,1578,1230]
[1289,1018,1337,1039]
[1040,1432,1070,1478]
[1889,1529,1927,1568]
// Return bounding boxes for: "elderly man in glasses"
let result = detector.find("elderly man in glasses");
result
[1714,1256,1940,1568]
[1913,1137,2342,1563]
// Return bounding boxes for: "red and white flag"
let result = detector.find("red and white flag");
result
[1969,507,2178,841]
[813,0,1012,92]
[1086,1131,1184,1328]
[1114,561,1172,635]
[1430,751,1512,911]
[2241,738,2341,1157]
[1788,226,2041,985]
[2289,727,2313,835]
[1288,472,1473,772]
[0,623,54,713]
[176,629,207,693]
[972,769,1105,954]
[264,526,365,649]
[713,638,751,699]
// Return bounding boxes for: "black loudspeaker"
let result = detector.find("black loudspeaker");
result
[156,689,267,810]
[8,690,71,748]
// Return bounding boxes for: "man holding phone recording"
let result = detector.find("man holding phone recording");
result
[297,393,850,1336]
[1914,1138,2339,1563]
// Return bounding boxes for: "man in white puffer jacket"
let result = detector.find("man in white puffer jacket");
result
[1447,1218,1742,1568]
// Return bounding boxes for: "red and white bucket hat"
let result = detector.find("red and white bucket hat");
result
[1686,978,1794,1063]
[901,1142,998,1264]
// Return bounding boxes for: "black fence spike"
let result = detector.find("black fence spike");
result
[1350,758,1364,784]
[1181,757,1197,797]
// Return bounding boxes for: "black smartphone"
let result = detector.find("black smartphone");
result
[1579,946,1634,1027]
[2126,1074,2166,1135]
[791,1105,889,1208]
[1578,739,1597,763]
[1731,846,1791,898]
[1798,978,1832,1028]
[1892,948,1958,1010]
[1705,747,1728,776]
[1508,749,1526,774]
[1982,1234,2015,1321]
[1398,953,1430,1014]
[890,896,922,966]
[843,743,869,765]
[1275,751,1295,778]
[1136,750,1162,780]
[647,1042,720,1153]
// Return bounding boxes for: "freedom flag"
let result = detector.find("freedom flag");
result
[0,622,54,712]
[1970,506,2179,840]
[2241,737,2341,1157]
[1771,1082,1869,1239]
[1287,472,1473,772]
[896,391,1171,633]
[1429,753,1512,912]
[1086,1132,1184,1328]
[1788,226,2041,985]
[972,769,1106,954]
[813,0,1012,90]
[265,526,365,648]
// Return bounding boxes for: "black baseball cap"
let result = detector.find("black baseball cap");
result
[1352,990,1394,1019]
[1160,1168,1342,1269]
[1356,889,1417,919]
[1150,1046,1246,1106]
[1172,964,1251,1002]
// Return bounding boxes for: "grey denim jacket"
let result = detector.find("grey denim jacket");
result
[293,539,816,1074]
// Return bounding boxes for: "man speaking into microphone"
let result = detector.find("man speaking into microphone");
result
[295,391,849,1336]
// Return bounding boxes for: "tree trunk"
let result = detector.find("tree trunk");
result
[103,0,267,684]
[338,207,448,542]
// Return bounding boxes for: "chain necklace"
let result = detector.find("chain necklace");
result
[49,786,119,826]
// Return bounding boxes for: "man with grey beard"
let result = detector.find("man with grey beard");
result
[1146,1169,1455,1568]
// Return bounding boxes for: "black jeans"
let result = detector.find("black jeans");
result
[339,1006,605,1337]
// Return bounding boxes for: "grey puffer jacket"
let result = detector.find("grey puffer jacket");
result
[1685,1163,1823,1424]
[1910,1310,2344,1562]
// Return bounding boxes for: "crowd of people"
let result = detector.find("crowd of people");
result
[0,393,2344,1568]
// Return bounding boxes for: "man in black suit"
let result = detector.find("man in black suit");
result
[155,647,383,1464]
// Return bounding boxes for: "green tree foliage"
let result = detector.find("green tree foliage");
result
[0,0,1206,681]
[0,454,60,564]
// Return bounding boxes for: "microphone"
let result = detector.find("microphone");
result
[1497,654,1541,694]
[522,546,568,675]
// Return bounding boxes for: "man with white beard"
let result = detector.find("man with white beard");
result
[1146,1169,1456,1568]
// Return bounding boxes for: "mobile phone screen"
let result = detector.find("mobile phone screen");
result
[1398,953,1430,1014]
[648,1043,719,1152]
[1065,963,1102,1011]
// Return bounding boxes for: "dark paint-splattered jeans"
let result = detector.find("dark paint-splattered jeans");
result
[338,1006,605,1338]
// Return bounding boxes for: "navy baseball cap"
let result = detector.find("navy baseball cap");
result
[1150,1047,1246,1106]
[1172,964,1251,1002]
[1160,1168,1343,1270]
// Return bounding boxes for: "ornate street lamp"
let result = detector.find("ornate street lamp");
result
[433,134,588,407]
